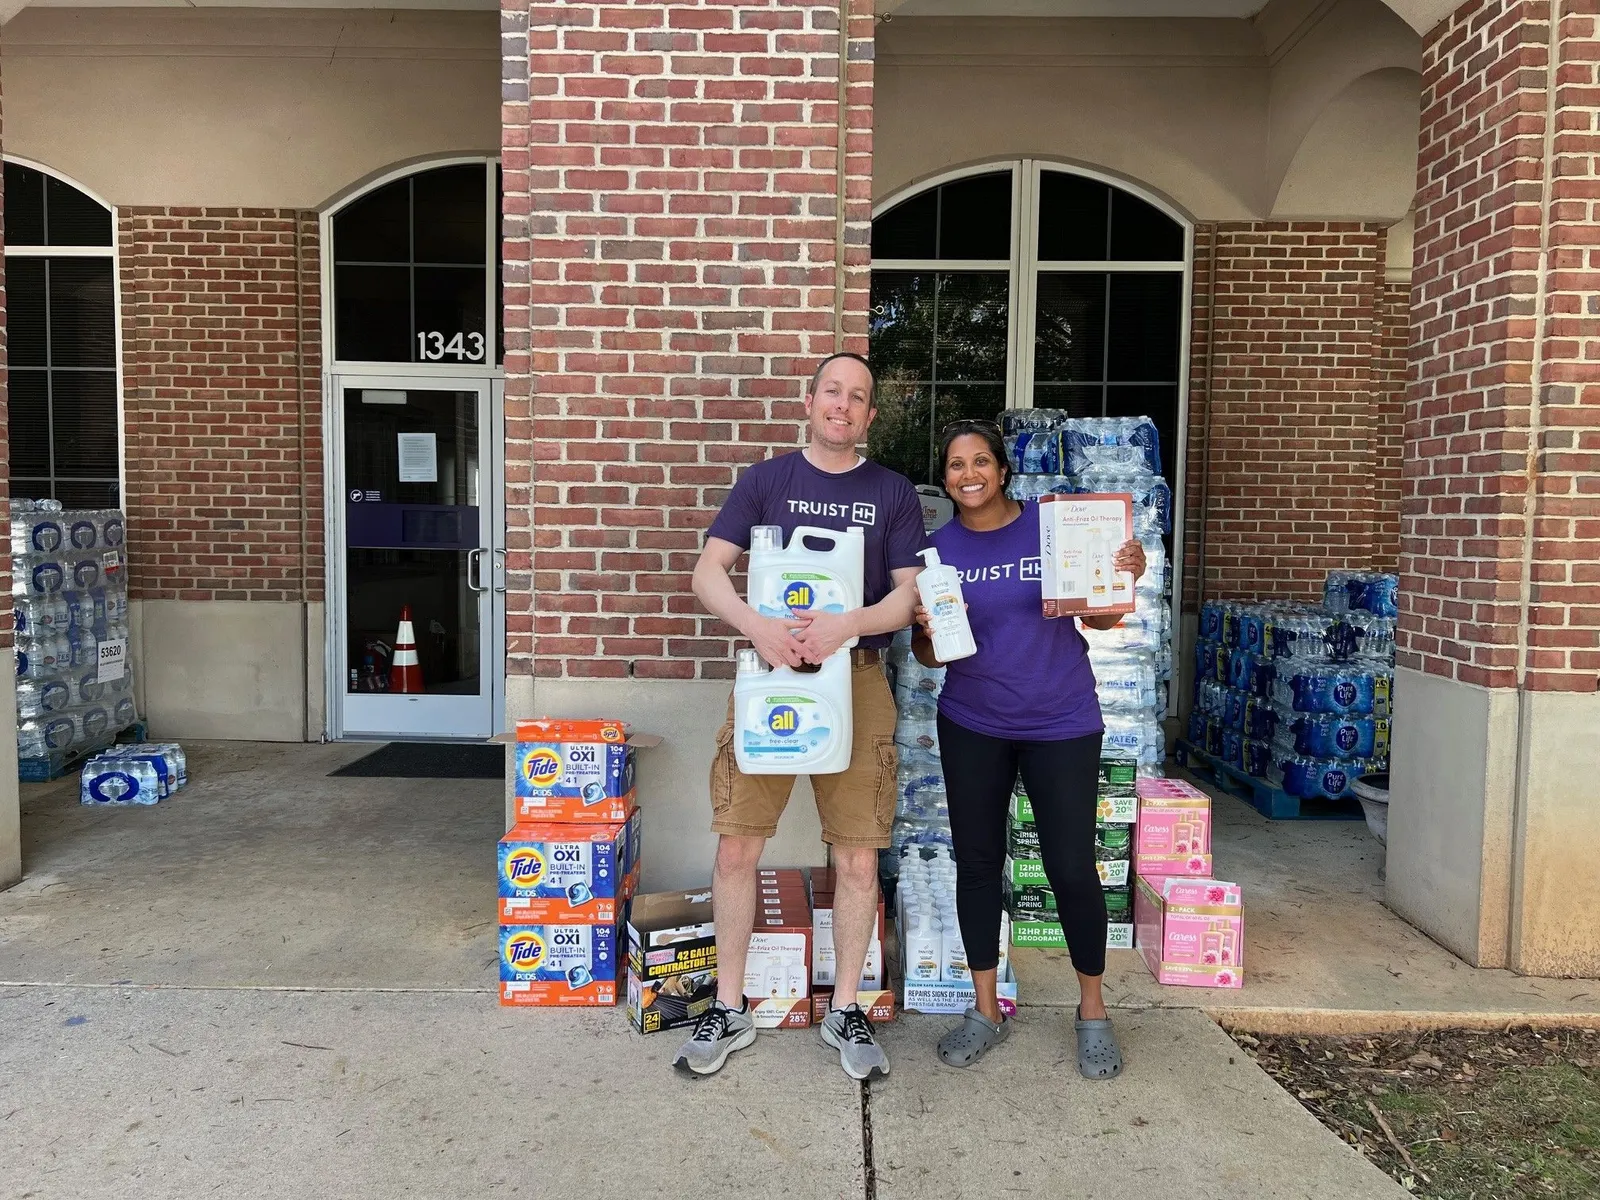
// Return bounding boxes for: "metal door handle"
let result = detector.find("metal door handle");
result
[467,548,487,593]
[493,548,507,593]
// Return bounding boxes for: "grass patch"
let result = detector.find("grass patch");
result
[1237,1026,1600,1198]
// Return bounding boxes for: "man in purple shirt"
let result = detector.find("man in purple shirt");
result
[673,353,926,1082]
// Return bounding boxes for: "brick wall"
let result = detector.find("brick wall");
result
[119,209,323,604]
[503,0,876,682]
[1182,221,1399,610]
[1372,277,1408,572]
[1407,0,1600,691]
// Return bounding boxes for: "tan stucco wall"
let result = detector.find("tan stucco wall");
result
[0,8,497,209]
[507,677,830,894]
[0,651,19,890]
[874,2,1422,221]
[1510,690,1600,977]
[1385,667,1520,969]
[132,599,321,742]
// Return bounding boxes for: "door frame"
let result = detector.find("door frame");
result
[323,375,505,742]
[319,157,506,742]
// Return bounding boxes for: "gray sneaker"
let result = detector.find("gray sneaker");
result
[820,1003,890,1081]
[672,1000,756,1077]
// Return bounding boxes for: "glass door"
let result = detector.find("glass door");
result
[330,377,502,739]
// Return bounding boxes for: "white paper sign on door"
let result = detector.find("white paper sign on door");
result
[397,432,438,483]
[97,638,128,683]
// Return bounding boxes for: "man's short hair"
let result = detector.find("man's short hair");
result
[807,351,876,408]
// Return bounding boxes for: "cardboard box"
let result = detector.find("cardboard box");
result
[811,877,886,989]
[625,888,718,1035]
[515,786,636,826]
[1134,875,1244,988]
[1010,918,1135,952]
[514,731,637,805]
[515,718,628,743]
[1038,493,1136,618]
[496,817,635,924]
[902,963,1020,1016]
[747,895,812,1025]
[811,989,896,1024]
[1135,782,1213,878]
[498,924,620,1006]
[750,997,812,1029]
[1012,779,1138,826]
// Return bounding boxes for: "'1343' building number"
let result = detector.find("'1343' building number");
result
[416,331,486,362]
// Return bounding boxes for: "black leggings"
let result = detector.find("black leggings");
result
[937,714,1106,977]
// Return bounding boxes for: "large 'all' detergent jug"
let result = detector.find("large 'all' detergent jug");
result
[732,649,853,775]
[747,525,865,649]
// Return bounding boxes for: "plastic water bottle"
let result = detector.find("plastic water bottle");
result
[80,756,161,806]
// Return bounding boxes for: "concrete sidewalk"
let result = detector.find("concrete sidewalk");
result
[1,985,1407,1200]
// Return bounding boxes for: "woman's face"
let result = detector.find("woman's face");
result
[944,433,1006,511]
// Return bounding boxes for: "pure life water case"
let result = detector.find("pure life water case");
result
[747,525,865,650]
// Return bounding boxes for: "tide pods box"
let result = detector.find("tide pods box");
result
[1038,493,1136,618]
[499,923,619,1006]
[513,718,636,822]
[1134,876,1243,989]
[497,819,635,925]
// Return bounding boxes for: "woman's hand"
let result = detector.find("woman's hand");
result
[1114,539,1147,581]
[913,605,935,639]
[910,605,944,668]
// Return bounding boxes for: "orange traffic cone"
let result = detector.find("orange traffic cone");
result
[389,605,424,693]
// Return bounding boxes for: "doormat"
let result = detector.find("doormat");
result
[329,742,504,780]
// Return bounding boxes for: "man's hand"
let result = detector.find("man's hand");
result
[746,614,807,669]
[790,610,860,664]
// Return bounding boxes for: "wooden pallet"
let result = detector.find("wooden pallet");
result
[1176,737,1362,821]
[19,720,151,784]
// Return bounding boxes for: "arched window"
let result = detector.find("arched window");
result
[330,161,501,366]
[869,161,1188,486]
[4,161,120,508]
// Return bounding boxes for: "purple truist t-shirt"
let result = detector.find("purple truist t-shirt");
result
[929,500,1103,741]
[706,451,928,650]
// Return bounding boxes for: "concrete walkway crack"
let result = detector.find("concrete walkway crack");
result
[860,1080,877,1200]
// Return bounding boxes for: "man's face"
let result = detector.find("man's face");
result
[805,357,876,451]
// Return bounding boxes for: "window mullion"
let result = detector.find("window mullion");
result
[1016,159,1041,410]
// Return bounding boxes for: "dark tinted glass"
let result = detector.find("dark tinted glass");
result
[414,266,488,355]
[937,172,1012,260]
[413,166,486,264]
[869,272,936,381]
[1110,189,1184,261]
[1107,274,1182,382]
[54,479,121,508]
[8,370,49,475]
[1033,273,1106,382]
[335,179,410,263]
[1031,383,1103,416]
[1037,172,1109,261]
[335,265,411,362]
[44,175,113,246]
[933,383,1004,436]
[496,164,506,365]
[4,163,46,247]
[932,272,1009,382]
[7,258,46,366]
[50,371,118,474]
[47,259,117,367]
[871,190,937,259]
[866,382,932,485]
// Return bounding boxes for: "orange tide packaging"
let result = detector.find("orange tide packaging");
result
[497,814,639,925]
[498,924,620,1006]
[513,719,637,823]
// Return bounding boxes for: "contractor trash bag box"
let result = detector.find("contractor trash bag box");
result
[626,889,717,1036]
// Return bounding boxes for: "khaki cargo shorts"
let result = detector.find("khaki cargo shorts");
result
[709,660,899,849]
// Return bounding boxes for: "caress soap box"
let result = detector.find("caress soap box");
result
[497,820,633,924]
[498,924,619,1007]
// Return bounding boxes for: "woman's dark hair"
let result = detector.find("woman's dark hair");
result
[937,419,1011,495]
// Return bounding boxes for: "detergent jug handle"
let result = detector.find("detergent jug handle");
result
[788,525,843,551]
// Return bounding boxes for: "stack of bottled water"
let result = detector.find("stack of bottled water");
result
[12,498,140,770]
[884,629,953,878]
[1002,411,1174,771]
[80,743,188,806]
[1189,571,1398,803]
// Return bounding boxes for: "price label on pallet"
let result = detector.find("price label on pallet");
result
[97,638,127,683]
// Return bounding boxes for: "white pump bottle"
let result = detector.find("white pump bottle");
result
[914,547,977,663]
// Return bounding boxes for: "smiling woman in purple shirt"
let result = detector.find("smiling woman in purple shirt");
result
[912,419,1145,1080]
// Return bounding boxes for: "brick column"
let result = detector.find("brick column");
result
[0,66,19,891]
[1391,0,1600,974]
[501,0,875,696]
